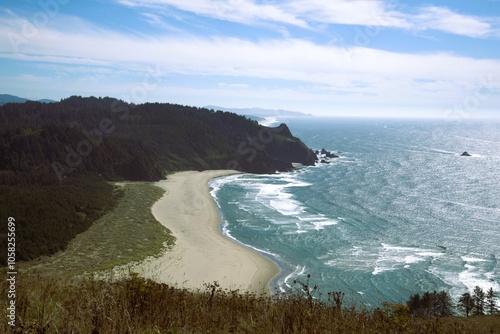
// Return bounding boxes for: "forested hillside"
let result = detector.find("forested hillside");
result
[0,96,316,264]
[0,96,316,181]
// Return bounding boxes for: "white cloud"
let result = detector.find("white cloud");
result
[217,82,250,89]
[139,12,187,33]
[115,0,499,38]
[1,13,499,115]
[286,0,409,28]
[1,16,498,85]
[117,0,308,28]
[413,6,494,38]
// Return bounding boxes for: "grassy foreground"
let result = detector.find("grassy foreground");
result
[1,273,499,333]
[23,182,174,276]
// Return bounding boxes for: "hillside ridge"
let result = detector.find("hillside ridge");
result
[0,96,317,182]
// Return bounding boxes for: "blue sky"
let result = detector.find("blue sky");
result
[1,0,499,117]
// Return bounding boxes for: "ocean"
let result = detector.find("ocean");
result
[210,117,500,308]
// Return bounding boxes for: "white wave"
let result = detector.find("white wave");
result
[372,267,391,275]
[221,219,230,235]
[404,255,426,264]
[283,265,307,288]
[284,229,308,235]
[311,219,339,230]
[461,255,488,263]
[458,255,500,293]
[269,199,303,216]
[253,175,310,217]
[458,265,500,294]
[371,244,446,275]
[428,253,499,300]
[209,173,242,196]
[297,215,339,230]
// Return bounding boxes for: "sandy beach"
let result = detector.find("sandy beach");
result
[128,170,279,294]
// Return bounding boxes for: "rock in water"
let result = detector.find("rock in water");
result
[460,151,472,156]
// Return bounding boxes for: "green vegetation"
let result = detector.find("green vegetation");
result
[1,273,499,333]
[407,290,454,318]
[24,182,173,276]
[0,96,316,181]
[0,175,118,265]
[0,96,316,263]
[456,286,498,317]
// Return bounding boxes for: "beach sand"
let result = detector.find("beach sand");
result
[128,170,279,295]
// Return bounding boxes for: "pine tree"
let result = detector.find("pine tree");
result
[407,293,422,317]
[486,287,498,315]
[458,292,474,317]
[406,290,453,318]
[472,286,485,316]
[436,290,453,316]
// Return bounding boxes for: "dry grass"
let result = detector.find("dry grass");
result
[1,273,499,334]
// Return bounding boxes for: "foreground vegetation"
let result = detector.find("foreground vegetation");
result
[1,273,499,333]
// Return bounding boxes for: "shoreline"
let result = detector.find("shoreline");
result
[125,170,280,295]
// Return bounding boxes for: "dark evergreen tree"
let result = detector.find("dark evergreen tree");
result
[458,292,474,317]
[472,286,485,316]
[407,290,453,318]
[486,287,498,315]
[407,293,422,317]
[436,290,454,316]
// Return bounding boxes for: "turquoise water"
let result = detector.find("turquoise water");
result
[210,117,500,307]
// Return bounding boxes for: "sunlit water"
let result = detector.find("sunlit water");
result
[210,117,500,307]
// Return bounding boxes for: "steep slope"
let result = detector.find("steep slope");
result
[0,96,316,181]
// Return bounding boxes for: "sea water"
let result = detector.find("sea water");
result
[210,117,500,307]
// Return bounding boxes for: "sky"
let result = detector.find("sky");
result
[1,0,499,118]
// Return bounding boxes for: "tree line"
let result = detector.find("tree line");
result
[457,286,498,317]
[0,96,316,181]
[406,286,498,318]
